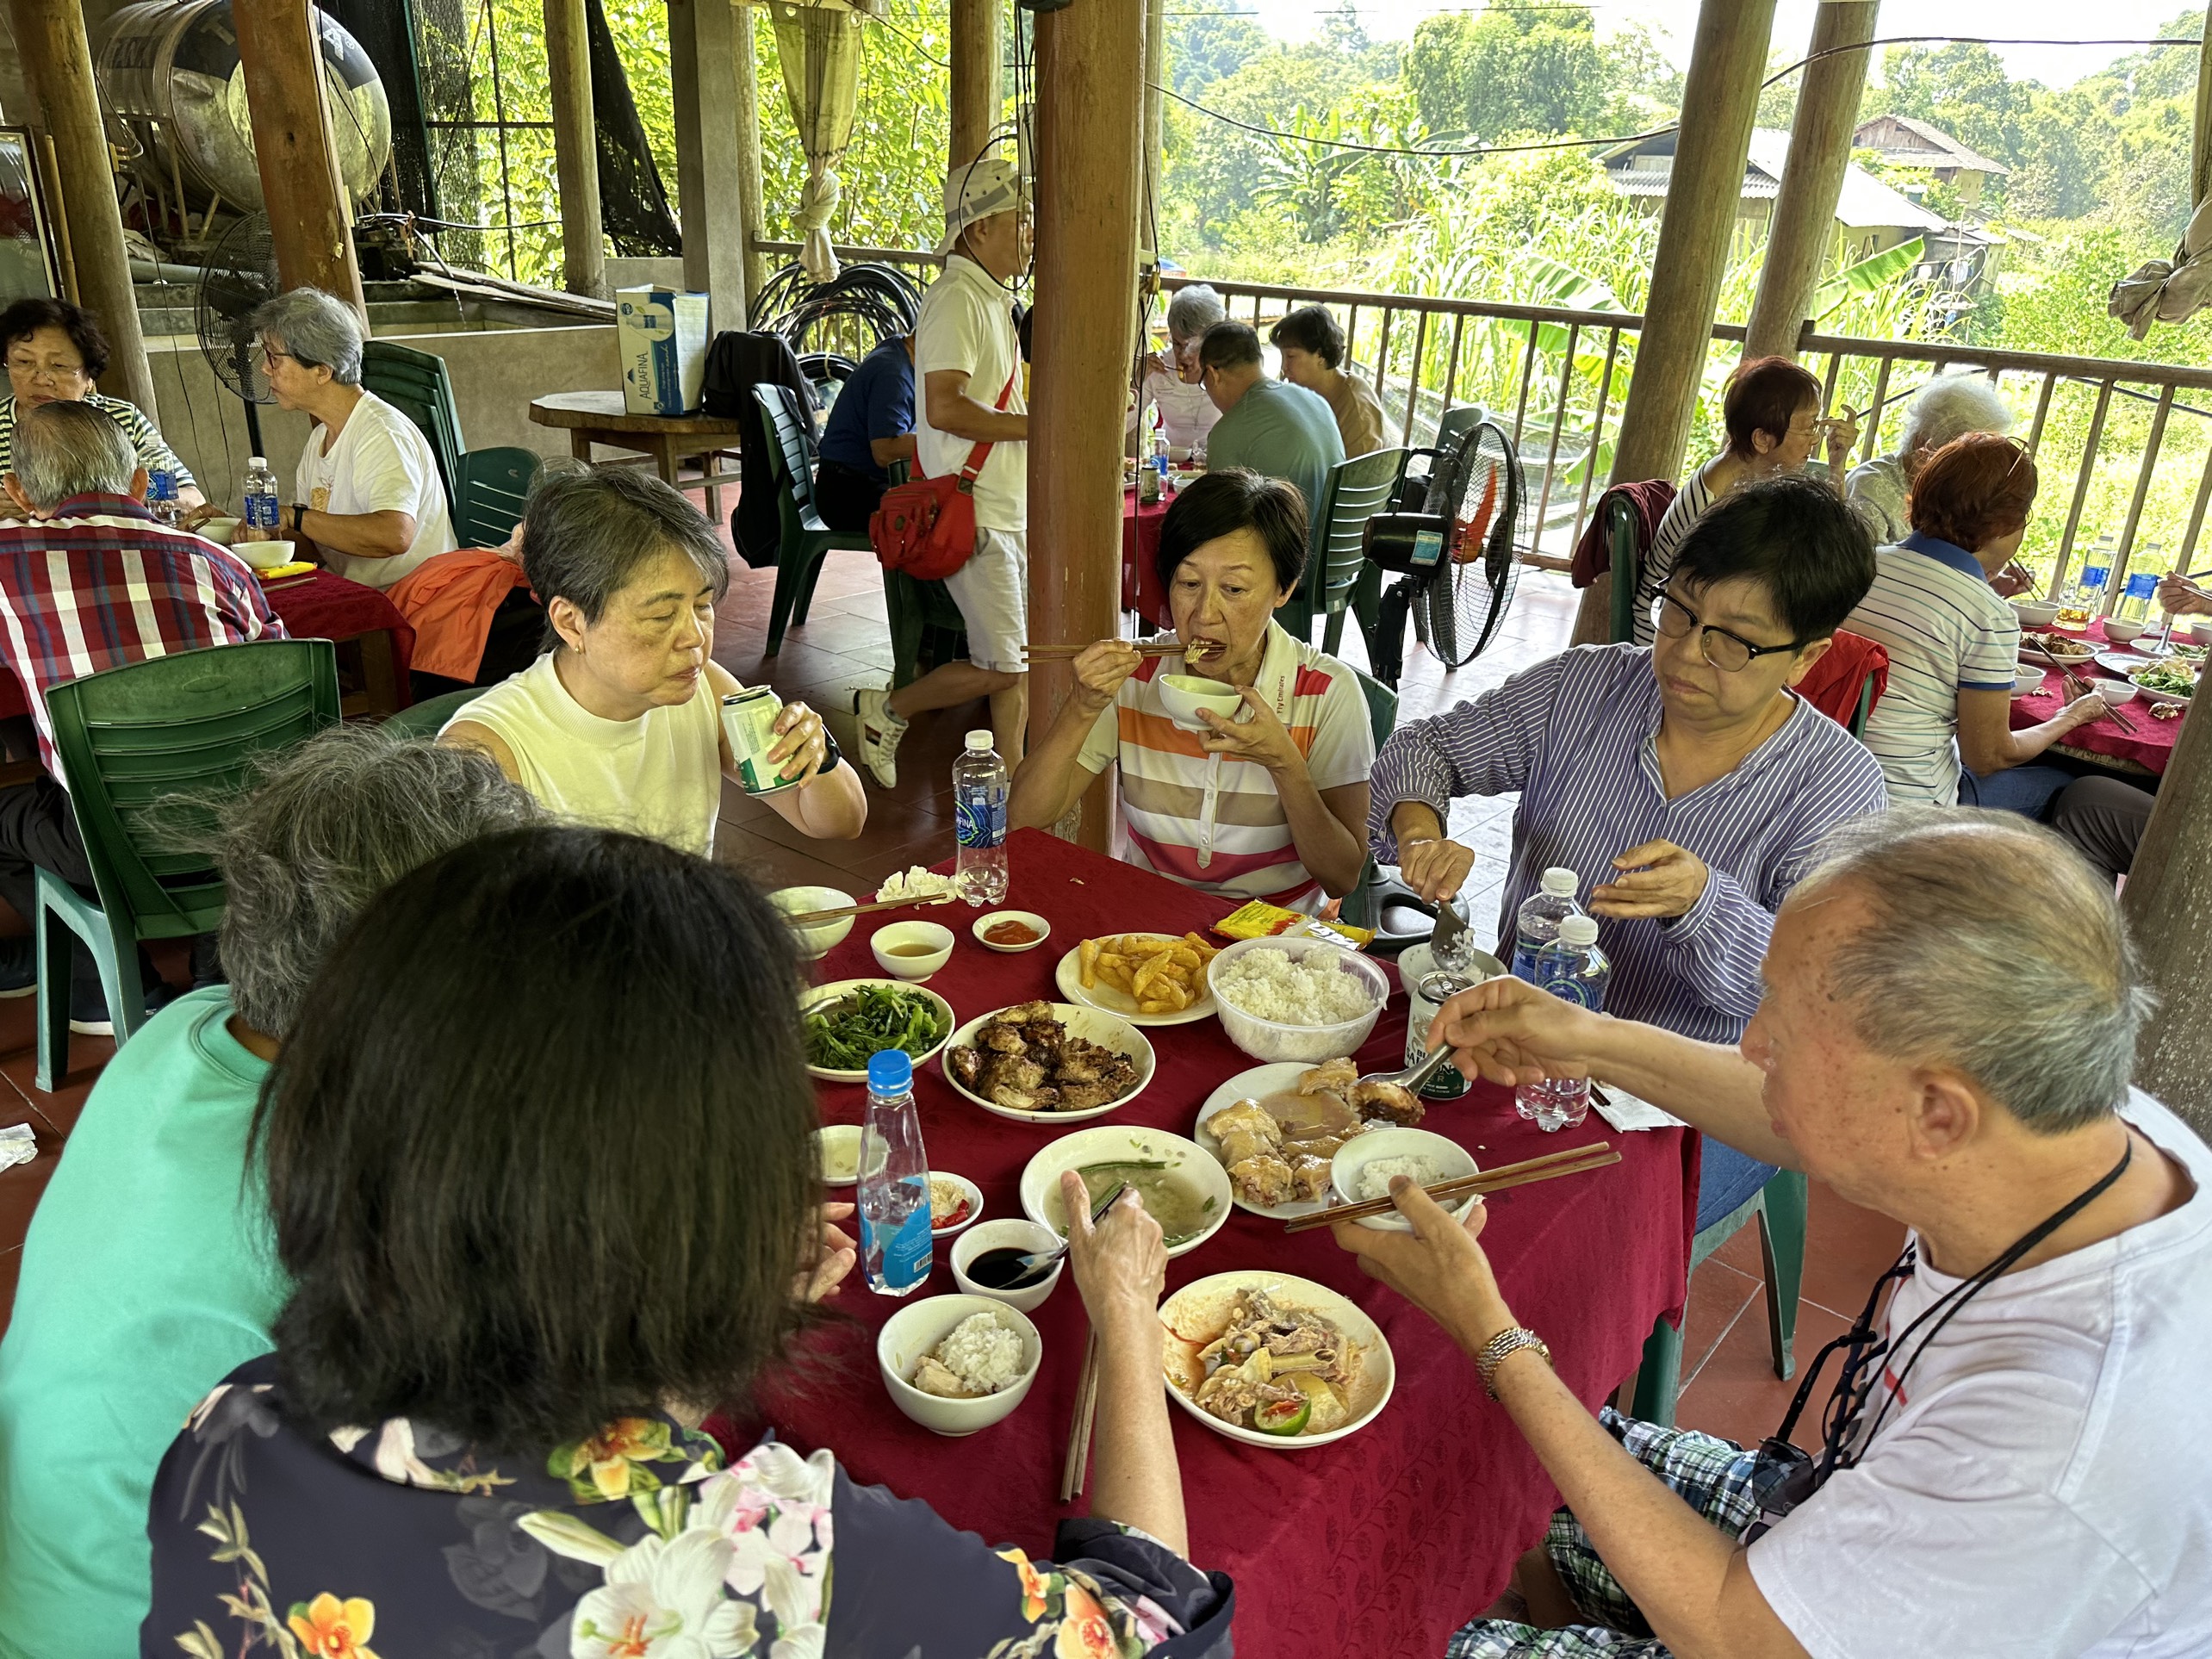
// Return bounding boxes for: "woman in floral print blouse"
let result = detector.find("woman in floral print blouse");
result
[143,826,1232,1657]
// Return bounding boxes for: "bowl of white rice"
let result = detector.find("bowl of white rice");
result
[1206,935,1391,1063]
[1331,1128,1480,1232]
[878,1296,1042,1436]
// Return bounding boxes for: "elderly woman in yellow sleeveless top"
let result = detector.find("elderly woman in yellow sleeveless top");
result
[1008,469,1373,910]
[441,468,867,851]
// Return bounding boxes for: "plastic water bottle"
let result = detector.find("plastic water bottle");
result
[1152,432,1171,493]
[954,730,1009,907]
[2072,534,2115,614]
[1515,916,1610,1131]
[858,1050,932,1297]
[146,466,180,526]
[241,456,281,542]
[2116,568,2159,624]
[1508,867,1583,983]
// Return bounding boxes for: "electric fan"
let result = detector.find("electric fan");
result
[192,212,281,454]
[1361,418,1526,690]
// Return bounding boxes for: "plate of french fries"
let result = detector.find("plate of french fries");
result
[1055,931,1222,1026]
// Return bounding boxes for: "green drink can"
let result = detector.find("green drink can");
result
[723,687,793,795]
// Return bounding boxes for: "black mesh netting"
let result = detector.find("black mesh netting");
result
[327,0,679,269]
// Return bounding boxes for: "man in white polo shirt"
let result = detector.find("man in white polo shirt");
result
[854,159,1031,786]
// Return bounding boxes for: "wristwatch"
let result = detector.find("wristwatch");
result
[289,503,306,537]
[1476,1326,1553,1400]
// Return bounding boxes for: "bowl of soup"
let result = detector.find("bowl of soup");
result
[1156,674,1244,733]
[873,920,954,981]
[1019,1124,1232,1259]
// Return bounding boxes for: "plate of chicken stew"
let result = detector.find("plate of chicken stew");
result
[941,1000,1157,1122]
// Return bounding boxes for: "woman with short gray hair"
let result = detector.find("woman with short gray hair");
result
[190,286,457,591]
[442,466,867,852]
[1130,283,1227,455]
[1847,371,2018,553]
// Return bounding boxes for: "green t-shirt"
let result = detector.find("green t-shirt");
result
[1203,376,1346,524]
[0,986,278,1658]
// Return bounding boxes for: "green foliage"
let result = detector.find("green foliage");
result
[1401,8,1608,141]
[1167,11,1271,97]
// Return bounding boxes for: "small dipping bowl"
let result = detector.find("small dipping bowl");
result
[929,1171,984,1236]
[879,1295,1042,1436]
[2096,677,2141,705]
[2012,663,2048,696]
[812,1123,861,1187]
[972,910,1051,953]
[2013,600,2061,629]
[239,537,296,572]
[770,885,856,960]
[1332,1128,1480,1233]
[1155,673,1244,733]
[2103,618,2148,645]
[952,1218,1064,1313]
[872,920,954,981]
[2190,620,2212,648]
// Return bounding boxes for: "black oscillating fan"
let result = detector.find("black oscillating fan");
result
[1361,418,1526,690]
[193,213,281,455]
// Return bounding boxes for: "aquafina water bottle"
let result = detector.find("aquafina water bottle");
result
[1515,915,1609,1131]
[858,1050,932,1296]
[241,456,282,543]
[953,730,1009,907]
[146,466,181,527]
[1509,867,1583,982]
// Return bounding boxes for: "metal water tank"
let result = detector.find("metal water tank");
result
[95,0,391,212]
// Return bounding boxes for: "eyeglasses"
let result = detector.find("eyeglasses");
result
[1655,589,1806,673]
[6,357,86,384]
[259,346,296,370]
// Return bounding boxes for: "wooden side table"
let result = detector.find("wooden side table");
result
[528,391,748,521]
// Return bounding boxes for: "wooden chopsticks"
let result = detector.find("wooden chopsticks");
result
[1021,642,1209,661]
[2020,643,2138,732]
[1059,1327,1100,1503]
[780,892,957,927]
[1283,1140,1621,1233]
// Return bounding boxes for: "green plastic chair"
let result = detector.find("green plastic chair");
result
[1283,447,1406,657]
[753,383,873,655]
[37,640,341,1086]
[1336,667,1399,932]
[362,340,543,550]
[382,684,488,737]
[885,569,970,688]
[1607,494,1643,643]
[454,447,542,548]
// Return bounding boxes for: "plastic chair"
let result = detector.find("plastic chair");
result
[363,341,542,550]
[1283,447,1406,656]
[753,383,873,655]
[1606,494,1644,643]
[382,684,488,737]
[885,569,969,689]
[454,448,542,548]
[37,640,342,1086]
[1338,668,1402,933]
[1391,404,1485,513]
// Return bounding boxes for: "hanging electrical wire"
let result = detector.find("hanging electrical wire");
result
[749,261,928,354]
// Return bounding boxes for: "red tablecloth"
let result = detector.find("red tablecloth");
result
[1122,488,1172,627]
[754,830,1697,1654]
[0,566,414,719]
[2011,617,2183,774]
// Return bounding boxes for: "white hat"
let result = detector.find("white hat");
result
[937,158,1028,258]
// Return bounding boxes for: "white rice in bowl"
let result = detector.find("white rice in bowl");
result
[912,1311,1023,1398]
[1354,1153,1442,1203]
[1213,945,1377,1026]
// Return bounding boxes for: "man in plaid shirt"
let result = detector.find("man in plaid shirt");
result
[0,401,282,1031]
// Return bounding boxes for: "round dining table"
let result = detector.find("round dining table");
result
[729,829,1699,1653]
[2012,617,2189,776]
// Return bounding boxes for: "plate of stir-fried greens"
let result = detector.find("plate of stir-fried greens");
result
[801,979,956,1081]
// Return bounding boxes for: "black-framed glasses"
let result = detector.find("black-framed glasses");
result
[1655,588,1806,673]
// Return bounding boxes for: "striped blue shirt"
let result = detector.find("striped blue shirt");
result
[1369,643,1891,1044]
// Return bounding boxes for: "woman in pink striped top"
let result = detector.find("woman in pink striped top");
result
[1008,470,1374,909]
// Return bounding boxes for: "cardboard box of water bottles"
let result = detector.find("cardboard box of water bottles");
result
[617,287,711,416]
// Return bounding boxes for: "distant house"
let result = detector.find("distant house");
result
[1851,114,2010,207]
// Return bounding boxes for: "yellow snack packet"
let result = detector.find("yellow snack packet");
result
[1212,901,1375,950]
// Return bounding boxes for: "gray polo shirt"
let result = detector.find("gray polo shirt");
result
[1205,376,1345,520]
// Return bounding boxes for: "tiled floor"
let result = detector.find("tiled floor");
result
[0,544,1906,1455]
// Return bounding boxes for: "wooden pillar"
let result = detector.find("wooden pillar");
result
[1743,1,1878,361]
[544,0,607,298]
[1571,0,1775,645]
[2192,22,2212,213]
[733,12,768,307]
[950,0,1003,170]
[233,0,367,313]
[1140,0,1164,261]
[7,0,157,412]
[1030,0,1144,851]
[669,0,750,326]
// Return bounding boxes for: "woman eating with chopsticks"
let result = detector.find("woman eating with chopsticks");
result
[1008,469,1376,908]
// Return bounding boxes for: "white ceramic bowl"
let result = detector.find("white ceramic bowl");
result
[2103,618,2148,644]
[812,1123,861,1187]
[2012,663,2048,697]
[2013,600,2061,628]
[196,516,241,547]
[2190,620,2212,647]
[1207,935,1390,1065]
[872,920,954,981]
[1331,1128,1481,1233]
[1018,1123,1233,1258]
[772,885,857,960]
[2094,677,2141,705]
[1159,1271,1395,1449]
[878,1295,1042,1436]
[798,979,956,1084]
[1155,673,1244,732]
[941,1001,1155,1123]
[951,1218,1064,1313]
[239,537,295,572]
[972,910,1051,953]
[928,1170,984,1235]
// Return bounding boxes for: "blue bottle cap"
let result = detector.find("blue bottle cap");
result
[867,1049,913,1093]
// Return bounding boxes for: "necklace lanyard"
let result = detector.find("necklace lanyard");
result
[1194,644,1296,872]
[1748,1134,2134,1533]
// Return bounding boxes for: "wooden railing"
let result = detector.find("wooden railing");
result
[757,242,2212,606]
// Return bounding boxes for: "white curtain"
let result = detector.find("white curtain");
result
[2109,195,2212,340]
[768,1,867,283]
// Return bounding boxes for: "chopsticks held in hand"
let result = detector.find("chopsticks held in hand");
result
[2019,643,2138,732]
[780,892,957,928]
[1021,641,1209,661]
[1283,1140,1621,1233]
[1059,1327,1100,1503]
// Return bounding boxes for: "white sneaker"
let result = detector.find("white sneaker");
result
[854,686,908,788]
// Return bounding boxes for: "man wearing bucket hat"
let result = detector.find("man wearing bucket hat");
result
[854,158,1033,786]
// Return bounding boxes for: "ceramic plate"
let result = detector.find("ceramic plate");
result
[939,1002,1155,1123]
[1192,1062,1331,1220]
[1053,934,1218,1027]
[799,979,955,1083]
[1159,1270,1395,1449]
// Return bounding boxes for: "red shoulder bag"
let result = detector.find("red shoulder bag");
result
[868,367,1019,581]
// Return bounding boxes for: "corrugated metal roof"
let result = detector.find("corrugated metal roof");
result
[1604,130,1948,234]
